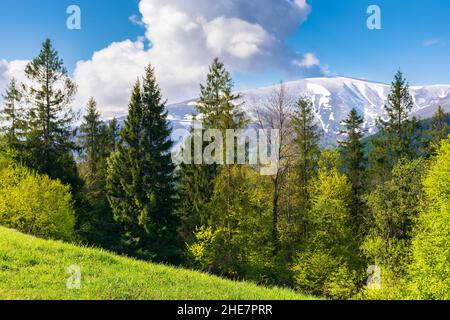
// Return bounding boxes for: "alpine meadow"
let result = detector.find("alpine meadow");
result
[0,0,450,303]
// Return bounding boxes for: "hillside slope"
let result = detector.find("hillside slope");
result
[0,227,312,300]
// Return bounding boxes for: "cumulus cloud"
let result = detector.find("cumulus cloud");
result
[73,0,322,117]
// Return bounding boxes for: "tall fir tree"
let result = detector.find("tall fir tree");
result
[197,58,245,130]
[426,105,449,154]
[107,66,179,263]
[292,96,321,241]
[78,97,119,249]
[79,97,103,178]
[177,58,245,246]
[338,108,366,233]
[370,71,421,181]
[23,38,79,188]
[1,78,25,155]
[105,117,120,153]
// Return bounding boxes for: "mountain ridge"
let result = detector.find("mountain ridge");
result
[115,76,450,145]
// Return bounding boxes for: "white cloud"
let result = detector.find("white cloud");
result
[294,53,320,67]
[129,14,145,27]
[204,17,272,59]
[0,59,29,106]
[71,0,320,117]
[423,38,446,47]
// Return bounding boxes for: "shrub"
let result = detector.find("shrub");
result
[0,162,76,241]
[292,250,340,296]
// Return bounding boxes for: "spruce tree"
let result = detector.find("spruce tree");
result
[197,58,245,130]
[427,106,449,153]
[23,38,79,187]
[79,97,103,177]
[292,96,321,240]
[1,78,25,155]
[338,108,366,231]
[177,58,245,245]
[105,117,120,153]
[370,71,421,180]
[77,98,119,250]
[107,66,179,263]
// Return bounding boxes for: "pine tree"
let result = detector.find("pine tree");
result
[79,98,103,177]
[105,117,120,153]
[177,58,245,245]
[338,108,366,232]
[197,58,245,130]
[427,106,449,154]
[77,98,120,250]
[1,78,25,155]
[23,38,79,187]
[370,71,421,180]
[292,96,321,240]
[107,66,179,263]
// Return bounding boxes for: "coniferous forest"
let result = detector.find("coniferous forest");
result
[1,39,449,300]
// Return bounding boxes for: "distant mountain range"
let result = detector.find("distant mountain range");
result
[118,76,450,145]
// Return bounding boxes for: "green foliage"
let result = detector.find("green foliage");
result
[407,137,450,299]
[426,106,450,155]
[338,108,366,232]
[292,250,341,296]
[177,130,218,244]
[22,39,80,189]
[292,149,361,299]
[77,98,119,250]
[292,96,321,196]
[0,161,75,241]
[362,158,429,298]
[370,71,422,182]
[0,78,26,156]
[178,59,244,250]
[290,96,321,248]
[107,66,179,263]
[187,166,276,283]
[292,250,359,299]
[197,58,245,130]
[364,158,428,242]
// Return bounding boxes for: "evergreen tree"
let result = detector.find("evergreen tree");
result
[105,117,120,153]
[79,97,103,177]
[197,58,245,130]
[78,98,119,250]
[292,96,321,240]
[107,66,179,263]
[177,130,218,244]
[177,58,245,246]
[427,106,449,154]
[23,38,79,187]
[1,78,25,155]
[338,108,366,232]
[370,71,421,180]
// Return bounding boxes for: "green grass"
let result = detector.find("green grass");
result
[0,227,314,300]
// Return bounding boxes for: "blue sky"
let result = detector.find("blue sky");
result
[1,0,449,115]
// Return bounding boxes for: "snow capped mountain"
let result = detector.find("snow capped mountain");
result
[119,76,450,145]
[240,76,450,144]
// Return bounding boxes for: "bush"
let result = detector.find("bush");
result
[0,162,76,241]
[292,250,340,297]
